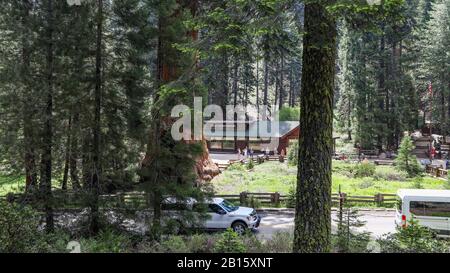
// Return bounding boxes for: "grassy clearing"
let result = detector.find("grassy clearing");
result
[213,161,449,196]
[0,175,25,196]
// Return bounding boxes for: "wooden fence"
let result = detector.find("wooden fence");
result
[1,191,398,209]
[426,165,449,179]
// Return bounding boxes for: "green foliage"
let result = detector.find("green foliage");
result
[228,162,246,172]
[262,232,293,253]
[247,158,255,170]
[215,161,446,199]
[286,186,296,208]
[378,219,450,253]
[413,176,424,189]
[186,234,215,253]
[287,141,299,166]
[214,228,247,253]
[447,173,450,189]
[373,167,408,181]
[79,229,134,253]
[354,163,376,178]
[395,136,423,177]
[243,195,262,209]
[0,202,48,253]
[333,208,371,253]
[279,107,300,121]
[159,236,189,253]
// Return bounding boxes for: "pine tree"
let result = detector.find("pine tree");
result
[294,1,337,253]
[396,135,423,177]
[334,208,371,253]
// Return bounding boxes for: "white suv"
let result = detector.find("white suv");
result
[161,197,261,235]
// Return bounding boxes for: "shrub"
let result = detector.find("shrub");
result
[263,232,293,253]
[247,159,255,170]
[412,177,424,189]
[287,141,299,166]
[228,163,246,171]
[214,229,246,253]
[79,229,133,253]
[373,167,408,181]
[160,236,189,253]
[333,208,371,253]
[243,195,261,209]
[242,232,264,253]
[447,173,450,189]
[358,179,374,189]
[395,136,423,177]
[186,234,215,253]
[354,163,376,178]
[0,202,49,253]
[286,187,296,208]
[377,219,450,253]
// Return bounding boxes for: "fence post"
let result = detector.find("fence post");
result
[272,192,280,206]
[375,193,384,206]
[240,192,248,205]
[117,193,125,208]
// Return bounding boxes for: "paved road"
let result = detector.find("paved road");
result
[256,210,397,240]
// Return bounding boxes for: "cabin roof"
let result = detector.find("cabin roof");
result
[204,121,300,139]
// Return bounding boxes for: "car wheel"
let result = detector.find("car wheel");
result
[232,221,247,235]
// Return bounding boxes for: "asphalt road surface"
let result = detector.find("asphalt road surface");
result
[256,210,397,240]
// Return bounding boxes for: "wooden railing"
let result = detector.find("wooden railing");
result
[1,191,398,209]
[426,165,449,178]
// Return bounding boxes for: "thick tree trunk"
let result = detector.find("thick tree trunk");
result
[21,0,37,192]
[61,116,72,191]
[69,113,81,190]
[41,0,54,233]
[89,0,103,235]
[293,1,336,253]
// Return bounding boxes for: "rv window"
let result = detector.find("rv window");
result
[410,201,450,218]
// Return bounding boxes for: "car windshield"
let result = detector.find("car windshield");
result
[220,200,239,212]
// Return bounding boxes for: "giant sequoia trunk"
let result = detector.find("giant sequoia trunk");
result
[141,0,219,237]
[293,2,337,253]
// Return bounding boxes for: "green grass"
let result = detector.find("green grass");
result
[213,162,297,195]
[0,175,25,196]
[213,161,448,196]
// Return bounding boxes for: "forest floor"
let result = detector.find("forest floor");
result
[212,161,449,196]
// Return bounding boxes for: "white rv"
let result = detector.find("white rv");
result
[396,189,450,237]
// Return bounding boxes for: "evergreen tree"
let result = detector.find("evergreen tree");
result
[294,0,337,253]
[396,134,422,177]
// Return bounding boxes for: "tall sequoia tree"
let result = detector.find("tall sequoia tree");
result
[140,0,218,239]
[293,0,337,253]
